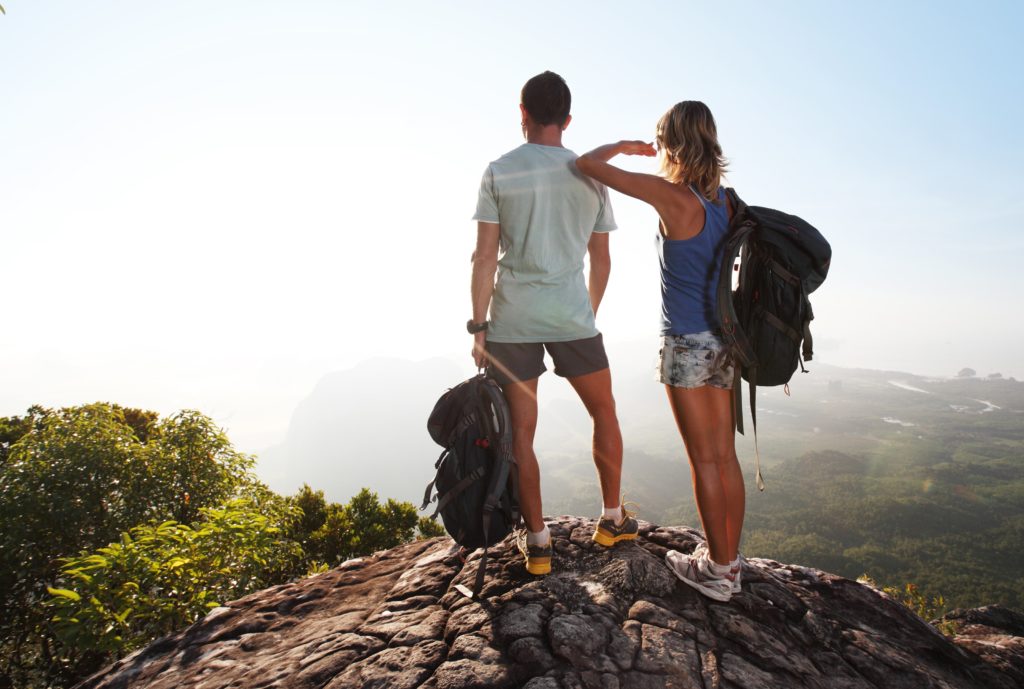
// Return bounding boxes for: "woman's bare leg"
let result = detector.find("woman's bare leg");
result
[665,384,745,565]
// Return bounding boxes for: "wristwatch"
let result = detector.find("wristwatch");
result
[466,319,489,334]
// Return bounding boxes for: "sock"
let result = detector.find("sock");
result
[708,559,732,576]
[729,555,741,571]
[699,549,732,574]
[527,525,550,546]
[602,505,623,523]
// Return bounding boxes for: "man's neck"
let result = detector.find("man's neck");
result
[525,124,564,148]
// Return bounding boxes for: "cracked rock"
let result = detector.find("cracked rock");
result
[72,518,1024,689]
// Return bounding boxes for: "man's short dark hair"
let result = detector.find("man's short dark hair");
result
[521,71,571,127]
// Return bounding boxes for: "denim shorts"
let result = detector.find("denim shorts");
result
[658,330,735,389]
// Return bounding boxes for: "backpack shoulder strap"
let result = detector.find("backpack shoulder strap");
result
[468,377,520,598]
[747,369,765,492]
[724,187,747,219]
[719,188,755,438]
[477,378,515,516]
[717,189,758,375]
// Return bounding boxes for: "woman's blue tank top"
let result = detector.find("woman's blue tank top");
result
[657,186,730,336]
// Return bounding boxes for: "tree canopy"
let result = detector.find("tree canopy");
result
[0,403,447,689]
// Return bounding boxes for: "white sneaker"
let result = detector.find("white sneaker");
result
[730,554,743,594]
[665,548,733,602]
[691,544,743,594]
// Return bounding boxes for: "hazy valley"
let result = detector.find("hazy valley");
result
[257,345,1024,610]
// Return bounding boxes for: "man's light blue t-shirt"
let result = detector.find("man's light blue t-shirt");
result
[473,143,617,343]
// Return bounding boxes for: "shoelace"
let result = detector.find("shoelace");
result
[513,528,529,554]
[673,550,718,583]
[618,495,641,523]
[694,542,742,573]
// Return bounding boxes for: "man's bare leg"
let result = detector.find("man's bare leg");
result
[567,367,623,508]
[502,377,543,532]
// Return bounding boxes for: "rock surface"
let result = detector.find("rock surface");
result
[75,517,1023,689]
[942,606,1024,688]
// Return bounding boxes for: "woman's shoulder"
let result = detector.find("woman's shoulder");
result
[650,182,702,220]
[672,183,708,210]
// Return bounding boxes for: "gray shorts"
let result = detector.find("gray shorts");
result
[658,331,735,389]
[485,333,609,386]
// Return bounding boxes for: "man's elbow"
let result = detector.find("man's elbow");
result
[472,252,498,272]
[575,156,592,175]
[590,255,611,274]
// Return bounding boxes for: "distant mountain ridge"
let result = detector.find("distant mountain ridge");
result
[255,353,1024,507]
[257,356,465,505]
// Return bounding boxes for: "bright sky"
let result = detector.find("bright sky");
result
[2,1,1022,453]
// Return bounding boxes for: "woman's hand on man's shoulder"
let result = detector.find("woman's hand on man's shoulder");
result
[617,140,657,157]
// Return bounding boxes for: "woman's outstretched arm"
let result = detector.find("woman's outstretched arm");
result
[576,141,672,209]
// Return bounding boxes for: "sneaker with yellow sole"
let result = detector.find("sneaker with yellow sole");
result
[516,530,552,575]
[592,509,639,547]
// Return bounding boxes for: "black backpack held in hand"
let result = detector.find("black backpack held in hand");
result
[422,373,520,597]
[717,188,831,490]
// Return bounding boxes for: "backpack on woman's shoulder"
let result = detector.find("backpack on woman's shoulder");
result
[717,189,832,489]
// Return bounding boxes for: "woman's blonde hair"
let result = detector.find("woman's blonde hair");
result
[656,101,728,202]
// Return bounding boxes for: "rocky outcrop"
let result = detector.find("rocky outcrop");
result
[75,517,1023,689]
[942,606,1024,687]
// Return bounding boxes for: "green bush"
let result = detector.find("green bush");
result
[287,484,447,567]
[1,405,260,626]
[0,404,264,688]
[46,498,302,667]
[859,575,955,635]
[0,403,447,688]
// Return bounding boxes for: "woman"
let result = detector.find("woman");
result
[576,101,743,601]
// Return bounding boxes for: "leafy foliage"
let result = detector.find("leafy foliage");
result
[859,575,956,636]
[286,484,445,567]
[0,404,259,661]
[418,515,447,539]
[0,403,448,689]
[45,498,303,679]
[0,407,36,466]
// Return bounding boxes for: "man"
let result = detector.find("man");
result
[469,71,637,576]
